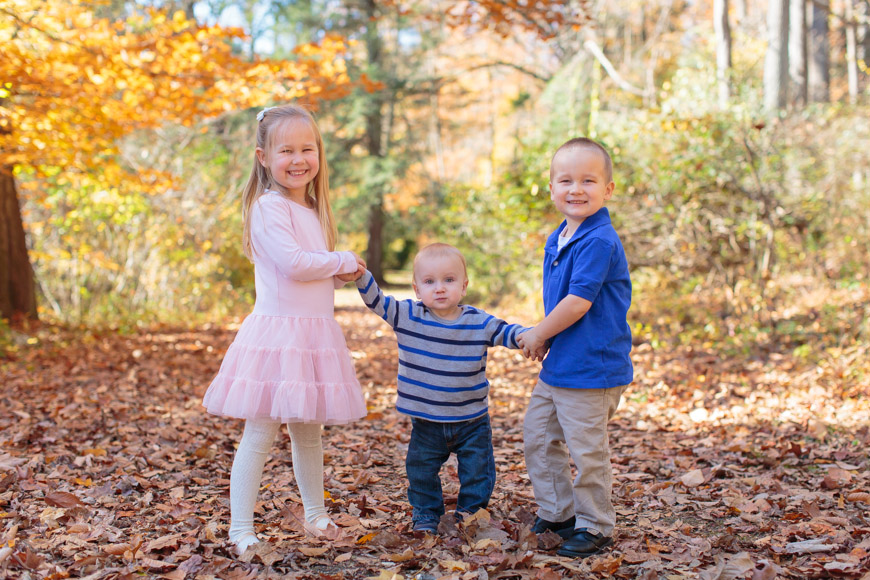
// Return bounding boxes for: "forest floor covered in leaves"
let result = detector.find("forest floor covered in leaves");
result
[1,300,869,579]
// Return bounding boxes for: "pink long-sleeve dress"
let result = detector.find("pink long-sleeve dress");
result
[202,191,367,425]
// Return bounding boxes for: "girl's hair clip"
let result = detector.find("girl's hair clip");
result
[256,107,275,122]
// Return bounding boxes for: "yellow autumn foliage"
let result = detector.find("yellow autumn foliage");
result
[0,0,355,193]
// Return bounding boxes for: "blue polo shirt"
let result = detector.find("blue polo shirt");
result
[540,207,633,389]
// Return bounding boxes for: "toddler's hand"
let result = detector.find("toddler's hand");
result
[530,343,549,362]
[519,329,547,361]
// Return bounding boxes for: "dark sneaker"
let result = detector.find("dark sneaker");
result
[531,515,576,539]
[556,528,613,558]
[412,520,439,534]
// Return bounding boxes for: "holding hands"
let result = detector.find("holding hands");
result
[518,328,549,362]
[336,253,367,283]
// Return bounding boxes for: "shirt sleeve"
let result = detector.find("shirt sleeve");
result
[483,314,528,349]
[251,196,357,281]
[355,270,402,330]
[568,238,614,302]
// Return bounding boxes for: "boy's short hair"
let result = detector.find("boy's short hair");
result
[413,243,468,281]
[552,137,613,183]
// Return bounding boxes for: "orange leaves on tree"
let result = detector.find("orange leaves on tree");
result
[0,0,355,196]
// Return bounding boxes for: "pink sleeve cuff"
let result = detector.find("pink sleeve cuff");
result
[338,251,358,274]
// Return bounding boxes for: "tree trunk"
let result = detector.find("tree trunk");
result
[764,0,790,111]
[808,0,830,102]
[0,169,38,322]
[735,0,747,23]
[858,0,869,83]
[845,0,859,103]
[715,0,733,106]
[789,0,808,106]
[362,0,386,285]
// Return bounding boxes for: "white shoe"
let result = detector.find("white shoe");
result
[231,531,259,556]
[306,515,340,538]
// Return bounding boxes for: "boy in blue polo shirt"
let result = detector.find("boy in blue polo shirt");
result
[518,137,633,558]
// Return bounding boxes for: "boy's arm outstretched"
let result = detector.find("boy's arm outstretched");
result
[519,296,592,360]
[355,270,402,330]
[485,315,529,350]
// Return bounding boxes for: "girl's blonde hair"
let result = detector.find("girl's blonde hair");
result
[241,104,338,259]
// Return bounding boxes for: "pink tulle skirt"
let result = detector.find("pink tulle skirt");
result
[202,314,367,425]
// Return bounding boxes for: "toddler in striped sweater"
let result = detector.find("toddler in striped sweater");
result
[354,243,533,533]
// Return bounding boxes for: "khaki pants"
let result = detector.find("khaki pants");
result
[523,380,625,537]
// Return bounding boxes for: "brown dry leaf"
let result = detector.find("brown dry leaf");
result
[751,559,782,580]
[144,533,182,553]
[680,469,706,488]
[821,467,853,489]
[387,548,416,562]
[103,543,131,556]
[138,556,174,570]
[44,491,85,508]
[299,546,330,557]
[824,555,863,574]
[0,547,13,565]
[699,552,754,580]
[534,567,562,580]
[589,553,624,574]
[438,559,469,571]
[367,530,405,549]
[366,571,405,580]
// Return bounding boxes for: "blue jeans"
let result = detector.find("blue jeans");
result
[405,414,496,527]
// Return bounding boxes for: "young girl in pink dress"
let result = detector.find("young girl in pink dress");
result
[202,104,367,555]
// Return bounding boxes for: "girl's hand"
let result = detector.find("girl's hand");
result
[336,254,367,282]
[336,267,364,282]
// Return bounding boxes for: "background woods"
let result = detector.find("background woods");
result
[2,0,869,331]
[2,0,870,578]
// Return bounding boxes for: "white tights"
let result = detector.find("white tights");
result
[228,419,330,551]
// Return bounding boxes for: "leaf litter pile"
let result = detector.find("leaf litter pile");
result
[1,305,869,579]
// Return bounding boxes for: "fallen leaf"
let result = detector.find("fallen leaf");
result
[681,469,706,488]
[785,539,835,554]
[699,551,754,580]
[44,491,85,508]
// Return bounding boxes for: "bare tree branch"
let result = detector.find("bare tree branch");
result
[582,38,646,96]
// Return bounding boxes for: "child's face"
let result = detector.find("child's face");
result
[549,146,614,231]
[257,118,320,202]
[412,254,468,319]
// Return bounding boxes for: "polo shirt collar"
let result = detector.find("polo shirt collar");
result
[546,207,612,254]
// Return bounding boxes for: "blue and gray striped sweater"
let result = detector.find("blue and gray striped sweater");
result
[356,271,527,422]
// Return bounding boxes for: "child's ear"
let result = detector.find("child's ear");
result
[412,282,422,300]
[461,278,468,297]
[604,181,615,200]
[256,147,267,168]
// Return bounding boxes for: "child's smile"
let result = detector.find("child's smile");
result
[257,118,320,204]
[549,146,614,232]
